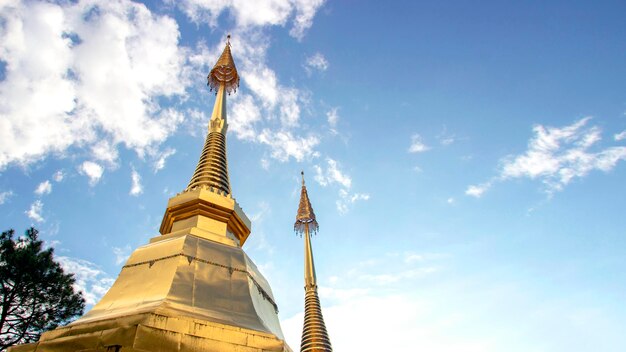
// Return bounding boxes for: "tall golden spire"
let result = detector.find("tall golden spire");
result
[187,35,240,194]
[295,172,332,352]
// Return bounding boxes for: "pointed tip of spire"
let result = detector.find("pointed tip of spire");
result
[301,170,305,186]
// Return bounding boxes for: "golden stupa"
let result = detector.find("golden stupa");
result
[294,173,332,352]
[10,37,293,352]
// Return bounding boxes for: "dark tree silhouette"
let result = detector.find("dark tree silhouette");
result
[0,228,84,350]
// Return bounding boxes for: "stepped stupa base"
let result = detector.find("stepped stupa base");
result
[9,232,292,352]
[11,311,291,352]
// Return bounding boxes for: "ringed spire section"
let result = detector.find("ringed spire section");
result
[187,36,239,195]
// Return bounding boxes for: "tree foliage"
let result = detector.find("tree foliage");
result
[0,228,85,350]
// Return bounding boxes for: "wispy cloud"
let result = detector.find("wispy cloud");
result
[336,189,370,215]
[438,126,456,146]
[257,129,320,162]
[52,170,65,182]
[57,256,115,306]
[466,117,626,197]
[313,158,368,213]
[326,107,339,128]
[614,131,626,141]
[0,191,13,205]
[409,134,430,153]
[465,182,492,198]
[172,0,326,40]
[79,161,103,186]
[34,180,52,196]
[314,158,352,188]
[26,200,44,223]
[129,168,143,196]
[153,148,176,172]
[112,245,132,266]
[304,52,329,74]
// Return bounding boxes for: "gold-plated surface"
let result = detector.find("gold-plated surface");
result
[295,174,332,352]
[294,172,319,235]
[208,36,239,95]
[159,187,251,246]
[8,38,292,352]
[187,43,232,194]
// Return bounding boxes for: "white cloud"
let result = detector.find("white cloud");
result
[79,161,103,186]
[230,94,262,140]
[0,0,189,170]
[304,52,329,74]
[0,191,13,205]
[129,168,143,196]
[447,197,455,204]
[153,148,176,172]
[441,136,455,146]
[26,200,44,222]
[466,117,626,197]
[437,126,456,146]
[34,180,52,195]
[90,140,119,167]
[409,134,430,153]
[314,158,351,188]
[326,107,339,128]
[112,245,131,266]
[404,253,424,264]
[313,158,368,214]
[52,170,65,182]
[289,0,326,40]
[257,129,319,162]
[614,131,626,141]
[465,183,491,198]
[57,256,115,306]
[336,189,369,215]
[173,0,325,40]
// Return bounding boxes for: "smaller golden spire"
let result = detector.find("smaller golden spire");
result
[295,172,332,352]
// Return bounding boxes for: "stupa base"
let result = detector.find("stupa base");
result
[10,312,292,352]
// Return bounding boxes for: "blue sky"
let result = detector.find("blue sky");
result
[1,0,626,350]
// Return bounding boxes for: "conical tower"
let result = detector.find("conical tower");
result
[294,172,332,352]
[10,37,292,352]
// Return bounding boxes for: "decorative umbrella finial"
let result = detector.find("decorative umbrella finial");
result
[294,172,319,236]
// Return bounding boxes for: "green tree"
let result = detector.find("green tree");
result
[0,228,85,350]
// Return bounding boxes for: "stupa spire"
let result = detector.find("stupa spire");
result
[295,172,332,352]
[187,35,239,194]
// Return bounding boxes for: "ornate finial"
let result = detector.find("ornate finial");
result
[294,172,319,236]
[207,37,239,94]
